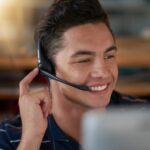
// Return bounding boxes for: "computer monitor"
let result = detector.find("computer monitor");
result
[82,108,150,150]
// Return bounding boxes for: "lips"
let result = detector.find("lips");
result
[89,84,108,91]
[87,82,110,92]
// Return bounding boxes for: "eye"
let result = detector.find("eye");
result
[76,58,92,63]
[104,55,115,60]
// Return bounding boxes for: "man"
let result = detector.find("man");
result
[0,0,148,150]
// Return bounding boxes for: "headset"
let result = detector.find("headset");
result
[37,40,90,91]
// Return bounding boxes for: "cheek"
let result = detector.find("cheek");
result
[109,62,118,80]
[105,59,118,75]
[68,65,91,83]
[56,63,91,83]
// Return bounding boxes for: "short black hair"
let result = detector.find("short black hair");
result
[35,0,112,62]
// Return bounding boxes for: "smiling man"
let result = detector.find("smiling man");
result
[0,0,148,150]
[54,22,118,109]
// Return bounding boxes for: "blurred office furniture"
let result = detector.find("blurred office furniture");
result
[0,37,149,100]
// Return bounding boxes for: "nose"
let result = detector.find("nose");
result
[91,59,110,79]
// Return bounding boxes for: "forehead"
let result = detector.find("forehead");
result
[62,22,114,52]
[55,23,115,62]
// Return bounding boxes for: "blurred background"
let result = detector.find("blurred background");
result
[0,0,150,121]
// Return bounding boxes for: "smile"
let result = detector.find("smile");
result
[89,84,108,92]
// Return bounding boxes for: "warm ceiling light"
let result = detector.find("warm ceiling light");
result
[0,0,16,7]
[0,0,8,6]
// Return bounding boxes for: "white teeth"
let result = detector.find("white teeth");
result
[90,85,107,91]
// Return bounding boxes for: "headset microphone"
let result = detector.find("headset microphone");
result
[37,40,90,91]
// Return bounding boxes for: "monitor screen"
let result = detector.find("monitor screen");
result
[81,108,150,150]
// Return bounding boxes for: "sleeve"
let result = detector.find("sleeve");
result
[0,122,15,150]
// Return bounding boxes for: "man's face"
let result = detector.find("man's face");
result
[54,22,118,109]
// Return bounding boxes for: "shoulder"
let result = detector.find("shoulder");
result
[0,115,22,149]
[110,91,149,106]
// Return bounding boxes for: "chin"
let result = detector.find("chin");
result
[78,94,111,109]
[90,98,110,108]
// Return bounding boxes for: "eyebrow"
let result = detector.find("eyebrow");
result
[71,50,95,58]
[104,45,117,53]
[71,45,117,58]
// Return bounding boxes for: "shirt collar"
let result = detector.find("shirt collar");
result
[48,115,78,144]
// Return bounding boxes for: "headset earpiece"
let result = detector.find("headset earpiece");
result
[37,40,55,76]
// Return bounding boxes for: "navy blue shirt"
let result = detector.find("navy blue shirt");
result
[0,91,149,150]
[0,115,79,150]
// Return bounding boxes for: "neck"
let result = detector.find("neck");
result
[50,81,105,143]
[52,96,88,143]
